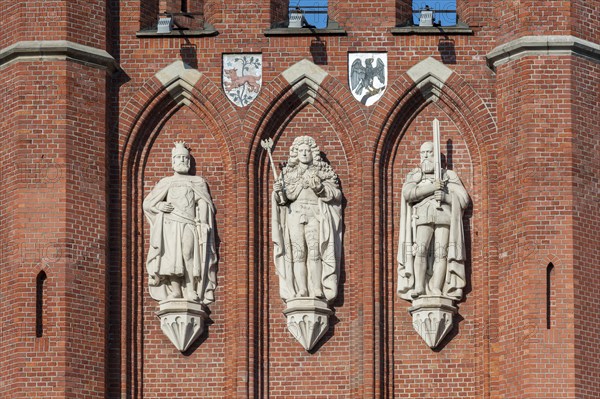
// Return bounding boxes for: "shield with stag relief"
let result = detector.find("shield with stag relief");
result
[222,54,263,107]
[348,52,387,106]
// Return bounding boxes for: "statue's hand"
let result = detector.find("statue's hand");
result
[273,181,283,193]
[149,275,160,286]
[309,176,323,193]
[434,190,446,203]
[156,201,174,213]
[433,179,445,191]
[273,181,288,204]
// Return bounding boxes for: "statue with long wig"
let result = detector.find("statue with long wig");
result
[271,136,342,303]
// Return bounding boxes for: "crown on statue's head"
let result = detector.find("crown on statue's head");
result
[172,141,190,156]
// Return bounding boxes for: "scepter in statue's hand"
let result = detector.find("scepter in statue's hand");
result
[261,138,286,204]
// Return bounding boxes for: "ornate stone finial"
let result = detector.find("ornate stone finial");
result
[157,300,208,352]
[284,298,332,351]
[409,296,456,349]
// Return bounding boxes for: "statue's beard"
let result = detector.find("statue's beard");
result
[421,159,434,173]
[174,163,190,173]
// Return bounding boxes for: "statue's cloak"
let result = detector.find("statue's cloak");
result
[143,175,217,304]
[397,168,469,301]
[272,180,342,302]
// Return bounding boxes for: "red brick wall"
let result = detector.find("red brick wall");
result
[572,57,600,399]
[492,55,578,399]
[493,1,573,45]
[492,0,600,46]
[0,0,108,396]
[141,107,229,398]
[571,0,600,43]
[0,61,23,398]
[2,0,598,398]
[394,0,412,26]
[455,1,495,29]
[0,0,106,48]
[0,1,23,48]
[0,60,108,398]
[270,0,288,26]
[329,0,396,29]
[107,1,592,397]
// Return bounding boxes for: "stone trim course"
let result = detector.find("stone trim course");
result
[0,40,118,73]
[487,35,600,70]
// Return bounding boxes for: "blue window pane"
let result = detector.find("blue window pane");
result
[412,1,456,26]
[294,0,328,29]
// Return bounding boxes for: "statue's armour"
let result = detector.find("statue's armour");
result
[411,175,451,226]
[290,187,320,225]
[285,167,321,225]
[165,181,196,223]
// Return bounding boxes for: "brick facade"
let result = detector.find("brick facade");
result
[1,1,598,398]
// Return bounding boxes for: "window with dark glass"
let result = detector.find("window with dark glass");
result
[140,0,206,32]
[395,0,458,27]
[271,0,329,29]
[412,1,457,26]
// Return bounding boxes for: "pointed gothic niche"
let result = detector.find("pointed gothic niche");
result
[267,130,345,353]
[142,115,224,353]
[255,60,348,352]
[382,58,474,349]
[123,61,231,354]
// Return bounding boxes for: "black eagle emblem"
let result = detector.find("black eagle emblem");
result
[350,57,386,104]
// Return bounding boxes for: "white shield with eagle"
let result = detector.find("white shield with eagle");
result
[223,54,263,107]
[348,53,387,106]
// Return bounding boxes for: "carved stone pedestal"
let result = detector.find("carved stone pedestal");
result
[283,298,333,351]
[156,299,208,352]
[408,296,457,349]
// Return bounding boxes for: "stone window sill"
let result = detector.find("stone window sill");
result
[264,20,346,36]
[264,27,346,36]
[391,23,473,35]
[136,23,218,38]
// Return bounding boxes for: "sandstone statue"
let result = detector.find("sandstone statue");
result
[397,141,470,301]
[143,141,217,305]
[271,136,343,303]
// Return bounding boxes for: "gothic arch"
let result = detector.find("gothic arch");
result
[373,57,497,397]
[120,60,241,174]
[243,58,372,397]
[375,56,495,171]
[115,60,243,398]
[246,58,367,166]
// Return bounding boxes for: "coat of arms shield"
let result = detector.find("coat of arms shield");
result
[222,54,262,107]
[348,53,387,106]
